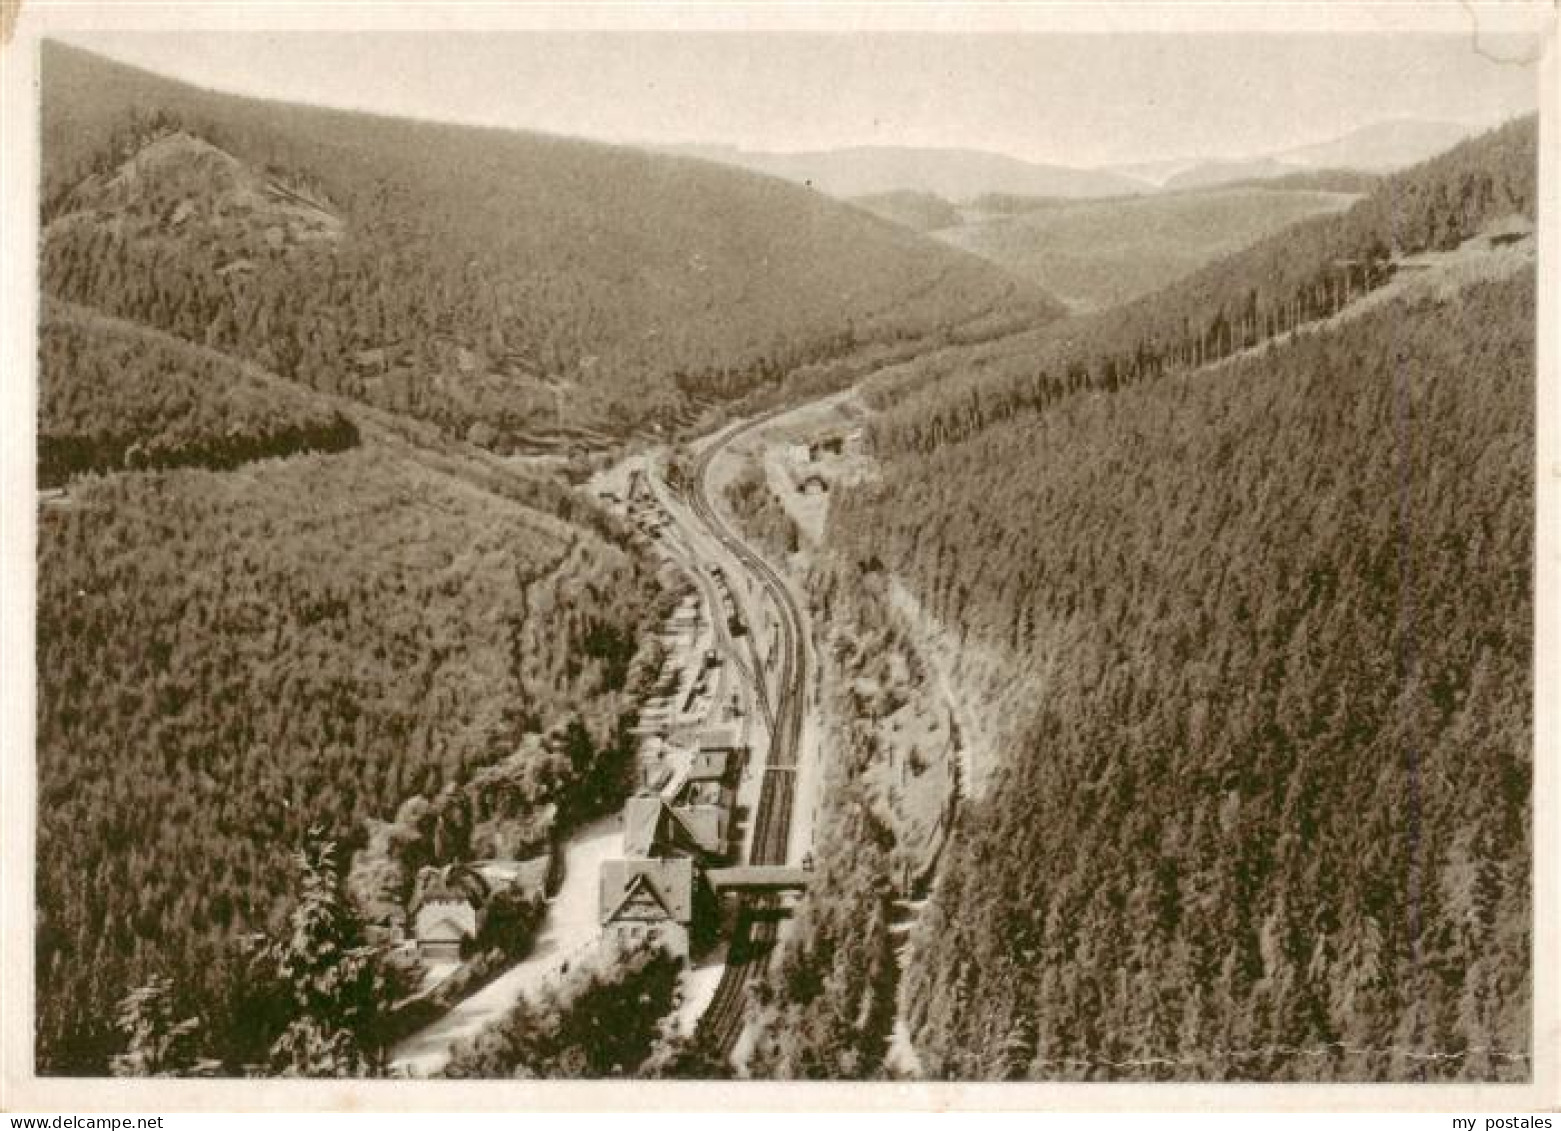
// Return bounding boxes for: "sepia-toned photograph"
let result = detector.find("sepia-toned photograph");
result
[1,0,1556,1112]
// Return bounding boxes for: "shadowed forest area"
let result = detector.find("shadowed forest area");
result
[834,273,1533,1079]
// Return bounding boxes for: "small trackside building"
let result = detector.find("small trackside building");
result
[678,745,739,811]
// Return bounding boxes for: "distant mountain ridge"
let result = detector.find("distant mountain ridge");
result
[1277,117,1478,170]
[661,118,1491,203]
[1153,118,1484,191]
[1162,157,1300,191]
[657,142,1152,201]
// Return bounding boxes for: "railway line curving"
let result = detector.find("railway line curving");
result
[684,411,809,1060]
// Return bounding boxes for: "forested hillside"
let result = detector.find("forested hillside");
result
[39,299,357,484]
[659,142,1149,201]
[36,272,666,1075]
[36,444,660,1072]
[832,270,1533,1079]
[31,41,1064,1075]
[41,42,1052,451]
[848,184,1365,313]
[32,36,1536,1086]
[1221,169,1381,195]
[848,190,964,233]
[932,187,1359,311]
[864,116,1537,459]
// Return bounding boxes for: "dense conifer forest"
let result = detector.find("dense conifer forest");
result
[40,42,1052,452]
[747,791,900,1079]
[732,117,1539,1083]
[36,446,659,1071]
[39,299,358,484]
[832,272,1534,1079]
[31,40,1042,1077]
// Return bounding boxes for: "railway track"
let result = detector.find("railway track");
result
[650,472,775,733]
[684,411,809,1061]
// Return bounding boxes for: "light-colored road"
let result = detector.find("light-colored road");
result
[388,816,622,1077]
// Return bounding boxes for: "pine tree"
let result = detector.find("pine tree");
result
[259,830,402,1076]
[110,975,203,1077]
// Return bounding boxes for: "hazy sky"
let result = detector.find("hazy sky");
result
[58,30,1541,168]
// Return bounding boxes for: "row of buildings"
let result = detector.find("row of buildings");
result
[598,730,742,959]
[401,731,743,966]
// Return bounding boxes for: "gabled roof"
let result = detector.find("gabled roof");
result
[599,857,694,925]
[670,806,725,855]
[623,793,672,856]
[624,791,728,858]
[412,898,471,942]
[410,866,490,914]
[415,911,468,942]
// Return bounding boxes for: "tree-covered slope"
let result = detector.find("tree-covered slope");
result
[863,116,1537,461]
[933,186,1360,311]
[35,437,661,1073]
[40,42,1055,450]
[38,298,359,484]
[848,190,964,233]
[832,271,1533,1080]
